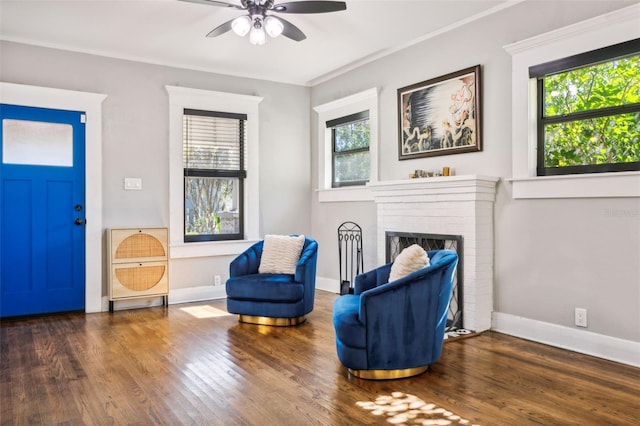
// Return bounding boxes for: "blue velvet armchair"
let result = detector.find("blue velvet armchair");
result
[332,249,458,379]
[226,237,318,326]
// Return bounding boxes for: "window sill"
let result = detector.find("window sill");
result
[317,186,373,203]
[170,239,258,259]
[508,171,640,199]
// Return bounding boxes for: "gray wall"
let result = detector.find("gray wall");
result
[1,0,638,344]
[1,41,311,293]
[310,1,640,342]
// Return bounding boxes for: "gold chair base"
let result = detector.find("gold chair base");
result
[238,315,306,326]
[347,365,429,380]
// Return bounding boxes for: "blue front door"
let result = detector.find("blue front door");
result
[0,104,86,317]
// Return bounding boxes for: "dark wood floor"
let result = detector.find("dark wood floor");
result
[1,290,639,425]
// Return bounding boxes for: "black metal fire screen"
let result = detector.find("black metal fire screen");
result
[386,231,463,331]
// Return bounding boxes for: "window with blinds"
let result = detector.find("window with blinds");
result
[183,109,247,242]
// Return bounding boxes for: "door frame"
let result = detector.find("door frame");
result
[0,82,107,313]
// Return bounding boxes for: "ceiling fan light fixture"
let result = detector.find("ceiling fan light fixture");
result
[264,16,284,38]
[249,26,266,45]
[185,0,347,45]
[231,15,252,37]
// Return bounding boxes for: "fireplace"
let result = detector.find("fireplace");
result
[369,175,499,332]
[386,231,463,331]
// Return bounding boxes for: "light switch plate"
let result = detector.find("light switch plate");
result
[124,177,142,191]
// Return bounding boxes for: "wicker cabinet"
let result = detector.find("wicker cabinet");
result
[108,228,169,312]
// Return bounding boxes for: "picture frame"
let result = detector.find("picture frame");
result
[398,65,482,160]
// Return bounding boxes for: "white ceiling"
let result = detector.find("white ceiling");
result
[0,0,516,86]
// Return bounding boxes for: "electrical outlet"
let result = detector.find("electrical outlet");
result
[575,308,588,327]
[214,275,221,286]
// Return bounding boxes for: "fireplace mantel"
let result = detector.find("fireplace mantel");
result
[367,175,500,202]
[369,174,500,332]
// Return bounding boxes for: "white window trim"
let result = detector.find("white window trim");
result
[166,86,263,258]
[504,4,640,199]
[313,88,378,202]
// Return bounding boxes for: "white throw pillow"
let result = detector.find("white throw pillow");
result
[258,234,305,274]
[388,244,430,282]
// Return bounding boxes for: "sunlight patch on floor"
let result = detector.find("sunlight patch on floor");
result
[180,305,232,319]
[357,392,479,425]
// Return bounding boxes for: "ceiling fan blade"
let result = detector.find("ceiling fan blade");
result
[178,0,246,10]
[278,17,307,41]
[273,1,346,14]
[206,19,235,37]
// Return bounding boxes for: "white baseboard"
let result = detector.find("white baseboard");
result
[100,285,227,312]
[492,312,640,368]
[316,276,340,293]
[169,285,227,304]
[101,295,166,312]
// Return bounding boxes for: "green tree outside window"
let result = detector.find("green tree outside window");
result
[539,53,640,174]
[331,112,370,187]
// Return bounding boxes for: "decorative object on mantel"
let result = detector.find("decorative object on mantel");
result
[409,166,455,178]
[398,65,482,160]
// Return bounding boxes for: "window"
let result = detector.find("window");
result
[327,110,370,187]
[183,109,246,242]
[3,119,74,167]
[505,6,640,199]
[531,39,640,176]
[313,87,378,202]
[166,86,262,257]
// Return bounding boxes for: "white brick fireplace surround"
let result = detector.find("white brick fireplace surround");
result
[368,175,500,332]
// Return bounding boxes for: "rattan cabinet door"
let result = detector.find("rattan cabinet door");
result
[110,261,169,300]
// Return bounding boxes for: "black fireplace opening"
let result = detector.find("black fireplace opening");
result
[386,231,463,331]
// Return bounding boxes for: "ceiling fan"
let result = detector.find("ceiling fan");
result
[180,0,347,45]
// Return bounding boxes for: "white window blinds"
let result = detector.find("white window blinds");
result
[183,109,247,172]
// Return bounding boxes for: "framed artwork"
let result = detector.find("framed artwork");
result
[398,65,481,160]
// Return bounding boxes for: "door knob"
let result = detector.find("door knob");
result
[75,218,86,225]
